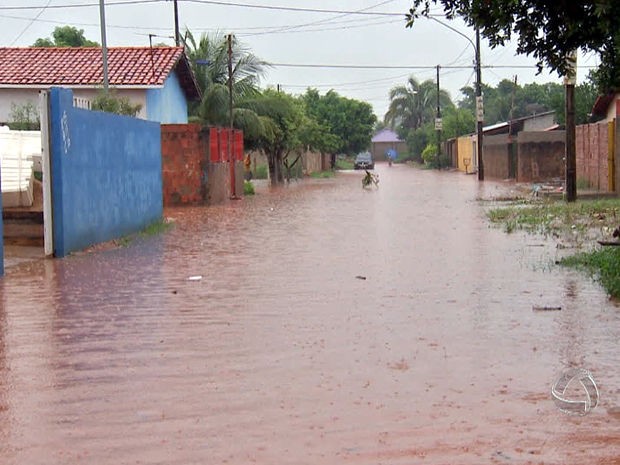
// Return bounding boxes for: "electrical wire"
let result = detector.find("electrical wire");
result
[0,0,162,10]
[10,0,52,45]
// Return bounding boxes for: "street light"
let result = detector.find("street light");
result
[429,17,483,180]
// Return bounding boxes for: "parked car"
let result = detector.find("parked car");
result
[354,152,374,170]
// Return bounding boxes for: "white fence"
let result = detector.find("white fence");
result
[0,127,41,207]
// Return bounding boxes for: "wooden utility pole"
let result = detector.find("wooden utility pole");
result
[565,51,577,202]
[173,0,180,46]
[227,34,237,199]
[475,27,484,181]
[435,65,442,168]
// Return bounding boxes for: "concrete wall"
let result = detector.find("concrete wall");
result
[0,88,149,124]
[146,71,188,124]
[456,136,475,173]
[523,113,555,131]
[482,134,511,179]
[576,122,612,191]
[517,131,566,182]
[49,87,163,257]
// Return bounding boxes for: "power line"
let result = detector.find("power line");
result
[10,0,52,45]
[182,0,407,17]
[0,0,162,10]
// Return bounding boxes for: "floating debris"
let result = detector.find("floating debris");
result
[532,305,562,312]
[188,275,203,281]
[355,275,367,280]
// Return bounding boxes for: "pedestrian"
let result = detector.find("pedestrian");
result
[244,153,253,181]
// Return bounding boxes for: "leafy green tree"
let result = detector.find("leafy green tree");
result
[301,89,377,162]
[442,106,475,139]
[385,77,451,136]
[406,0,620,91]
[184,30,268,124]
[33,26,98,47]
[238,90,305,185]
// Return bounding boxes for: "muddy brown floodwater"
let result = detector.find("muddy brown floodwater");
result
[1,164,619,465]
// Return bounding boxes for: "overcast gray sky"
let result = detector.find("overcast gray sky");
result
[1,0,599,119]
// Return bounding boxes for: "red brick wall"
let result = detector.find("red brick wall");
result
[161,124,208,206]
[517,131,565,183]
[161,124,245,206]
[576,122,610,191]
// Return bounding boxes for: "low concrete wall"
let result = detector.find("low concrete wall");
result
[0,164,3,276]
[49,87,163,257]
[517,131,566,182]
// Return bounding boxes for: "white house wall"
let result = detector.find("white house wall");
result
[0,87,150,124]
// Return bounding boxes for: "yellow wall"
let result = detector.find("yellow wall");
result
[457,136,475,173]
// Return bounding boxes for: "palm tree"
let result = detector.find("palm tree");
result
[183,30,270,125]
[384,76,452,133]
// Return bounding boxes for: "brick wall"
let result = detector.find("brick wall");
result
[517,131,565,182]
[161,124,207,206]
[576,122,611,191]
[482,134,511,179]
[161,124,244,205]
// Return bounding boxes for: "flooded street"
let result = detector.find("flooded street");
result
[1,164,619,464]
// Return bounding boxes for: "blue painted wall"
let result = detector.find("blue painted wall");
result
[146,71,188,124]
[49,87,163,257]
[0,162,4,276]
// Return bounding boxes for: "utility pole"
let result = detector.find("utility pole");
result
[475,27,483,181]
[435,64,442,169]
[173,0,180,46]
[565,51,577,202]
[227,34,237,199]
[99,0,109,92]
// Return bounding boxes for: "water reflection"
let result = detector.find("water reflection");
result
[0,165,618,464]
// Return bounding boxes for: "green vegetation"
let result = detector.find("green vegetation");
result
[254,164,268,180]
[310,170,335,179]
[335,157,354,170]
[92,90,142,117]
[487,199,620,237]
[116,219,173,247]
[8,101,40,130]
[487,198,620,297]
[243,180,255,195]
[32,25,99,47]
[560,248,620,298]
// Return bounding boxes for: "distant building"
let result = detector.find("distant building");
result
[371,128,407,161]
[590,92,620,123]
[0,46,201,124]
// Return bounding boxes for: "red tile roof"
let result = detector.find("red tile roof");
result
[0,46,200,100]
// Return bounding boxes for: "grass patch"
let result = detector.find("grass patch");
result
[244,180,255,195]
[487,197,620,298]
[310,170,335,179]
[486,198,620,238]
[117,219,173,247]
[560,247,620,298]
[335,157,354,170]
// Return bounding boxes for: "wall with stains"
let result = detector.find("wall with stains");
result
[49,87,163,257]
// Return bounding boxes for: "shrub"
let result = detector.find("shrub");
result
[243,180,255,195]
[92,90,142,117]
[8,101,40,130]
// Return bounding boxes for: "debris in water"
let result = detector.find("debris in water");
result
[532,305,562,312]
[188,275,203,281]
[355,275,367,280]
